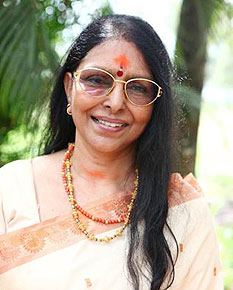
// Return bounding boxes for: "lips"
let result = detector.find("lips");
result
[91,116,128,128]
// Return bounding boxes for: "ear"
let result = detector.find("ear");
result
[63,72,74,103]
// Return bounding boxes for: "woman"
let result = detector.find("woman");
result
[0,14,222,290]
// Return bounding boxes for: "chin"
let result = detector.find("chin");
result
[88,138,134,155]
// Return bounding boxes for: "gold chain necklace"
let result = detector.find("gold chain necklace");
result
[62,143,138,243]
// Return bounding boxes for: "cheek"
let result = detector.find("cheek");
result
[133,106,153,127]
[70,94,90,127]
[71,93,98,114]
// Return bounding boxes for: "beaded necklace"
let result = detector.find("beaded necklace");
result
[62,143,138,242]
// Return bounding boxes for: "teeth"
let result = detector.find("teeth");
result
[94,118,125,128]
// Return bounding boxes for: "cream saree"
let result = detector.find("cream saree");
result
[0,160,223,290]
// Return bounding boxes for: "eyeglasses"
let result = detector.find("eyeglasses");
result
[73,67,163,106]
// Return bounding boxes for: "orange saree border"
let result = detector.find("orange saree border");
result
[0,194,131,274]
[0,215,78,273]
[168,173,203,207]
[0,173,203,274]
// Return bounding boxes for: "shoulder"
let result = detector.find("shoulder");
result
[166,174,223,288]
[0,159,32,182]
[168,172,203,208]
[0,151,63,179]
[0,159,37,234]
[32,150,66,168]
[31,150,65,181]
[0,159,35,198]
[0,150,65,190]
[167,172,214,243]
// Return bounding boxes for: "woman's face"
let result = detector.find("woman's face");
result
[64,39,154,154]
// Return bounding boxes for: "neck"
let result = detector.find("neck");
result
[71,138,135,188]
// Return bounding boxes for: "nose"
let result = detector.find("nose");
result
[102,81,126,113]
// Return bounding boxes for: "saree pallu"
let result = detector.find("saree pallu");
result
[0,160,223,290]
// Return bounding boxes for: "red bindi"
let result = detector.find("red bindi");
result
[116,70,124,77]
[114,54,129,78]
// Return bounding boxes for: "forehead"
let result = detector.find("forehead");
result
[78,39,151,77]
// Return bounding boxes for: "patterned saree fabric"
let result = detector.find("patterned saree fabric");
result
[0,160,223,290]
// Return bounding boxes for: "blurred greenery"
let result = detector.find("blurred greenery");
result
[0,0,113,165]
[0,124,43,164]
[216,225,233,289]
[0,0,60,136]
[196,99,233,289]
[174,0,233,176]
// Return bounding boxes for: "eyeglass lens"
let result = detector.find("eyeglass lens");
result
[78,68,159,105]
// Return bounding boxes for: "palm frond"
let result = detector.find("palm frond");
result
[0,0,59,130]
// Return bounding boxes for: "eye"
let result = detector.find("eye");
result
[79,70,113,89]
[127,82,148,94]
[82,75,108,86]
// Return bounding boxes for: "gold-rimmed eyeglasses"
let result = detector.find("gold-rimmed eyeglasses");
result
[73,67,163,106]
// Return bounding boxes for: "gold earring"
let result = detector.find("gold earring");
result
[67,103,72,115]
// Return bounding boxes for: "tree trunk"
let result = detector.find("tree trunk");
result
[174,0,209,176]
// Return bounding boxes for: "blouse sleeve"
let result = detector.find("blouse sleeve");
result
[0,163,8,234]
[0,198,5,234]
[0,160,40,235]
[167,173,224,290]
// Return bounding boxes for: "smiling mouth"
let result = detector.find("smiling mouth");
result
[91,116,128,128]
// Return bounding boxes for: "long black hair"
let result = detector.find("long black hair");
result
[43,14,178,290]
